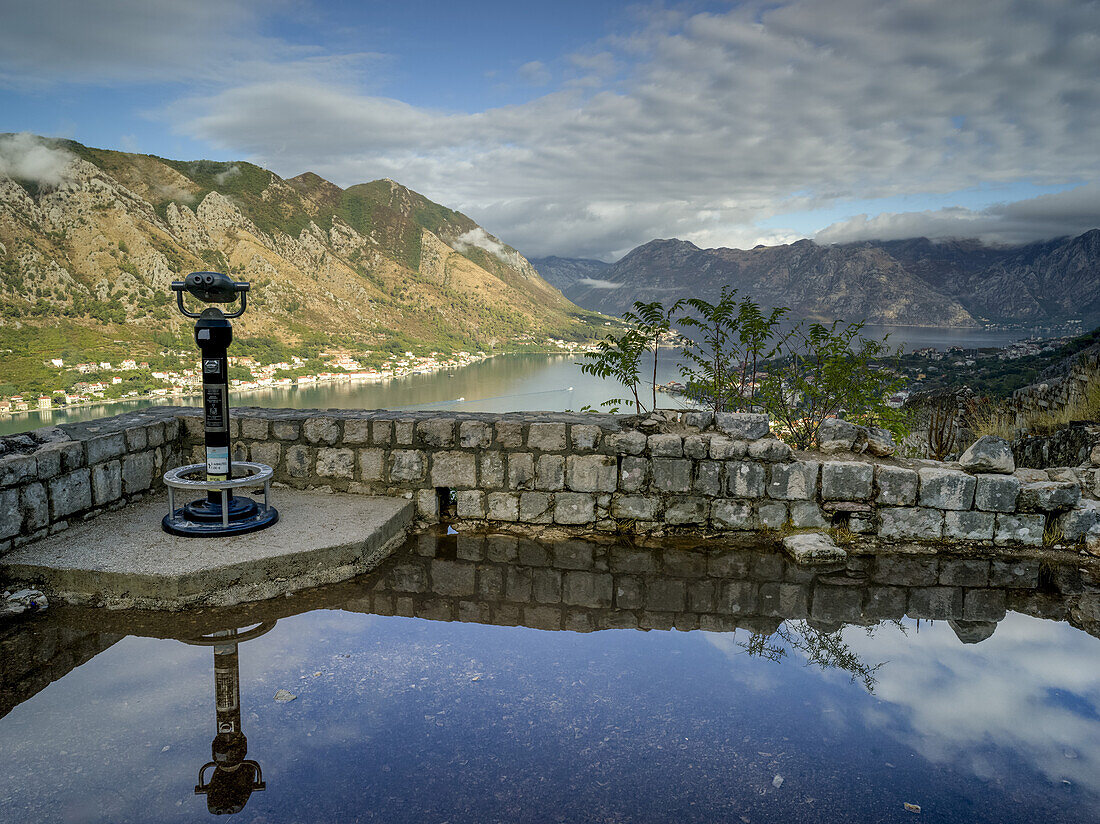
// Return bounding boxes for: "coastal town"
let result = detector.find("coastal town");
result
[0,337,597,418]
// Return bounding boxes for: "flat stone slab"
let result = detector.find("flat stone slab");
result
[782,532,847,565]
[1,491,413,610]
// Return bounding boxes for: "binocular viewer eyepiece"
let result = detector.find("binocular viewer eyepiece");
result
[171,271,250,319]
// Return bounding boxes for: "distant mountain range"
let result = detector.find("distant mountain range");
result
[0,135,598,386]
[537,232,1100,327]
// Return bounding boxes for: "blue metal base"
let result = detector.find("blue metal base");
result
[162,495,279,537]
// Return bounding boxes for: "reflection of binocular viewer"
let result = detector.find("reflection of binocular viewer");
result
[171,272,250,319]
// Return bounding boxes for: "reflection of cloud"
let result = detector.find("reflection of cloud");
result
[843,614,1100,793]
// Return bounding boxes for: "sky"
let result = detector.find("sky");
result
[1,0,1099,260]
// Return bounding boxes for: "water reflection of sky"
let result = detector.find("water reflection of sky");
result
[2,610,1098,823]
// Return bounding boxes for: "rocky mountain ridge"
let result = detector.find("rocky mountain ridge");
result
[562,232,1100,327]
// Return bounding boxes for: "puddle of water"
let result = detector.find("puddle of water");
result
[2,532,1099,823]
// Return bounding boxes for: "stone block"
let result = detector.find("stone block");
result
[17,481,48,534]
[959,435,1015,474]
[821,461,874,501]
[817,417,861,452]
[316,448,354,479]
[394,420,415,445]
[694,461,722,496]
[812,585,863,622]
[974,474,1020,512]
[619,456,648,492]
[875,465,919,506]
[719,580,758,614]
[250,441,282,469]
[566,454,617,492]
[483,491,518,521]
[239,417,270,440]
[89,459,121,506]
[1017,482,1080,512]
[519,491,553,523]
[357,448,384,481]
[607,430,647,455]
[939,558,989,586]
[994,513,1045,546]
[491,420,522,448]
[36,442,82,479]
[416,488,439,520]
[48,469,91,519]
[431,451,477,487]
[456,490,486,519]
[784,532,846,564]
[989,559,1039,588]
[121,451,155,494]
[1057,501,1100,540]
[866,427,896,457]
[918,467,976,510]
[86,432,126,465]
[963,589,1007,621]
[459,420,492,448]
[748,438,793,462]
[418,418,455,448]
[431,559,476,596]
[611,495,658,521]
[303,417,340,445]
[571,425,602,452]
[757,501,788,529]
[272,421,300,441]
[341,419,371,444]
[789,501,829,528]
[647,580,686,612]
[0,454,36,488]
[715,412,769,439]
[908,587,964,619]
[507,452,535,489]
[878,507,944,540]
[0,487,19,539]
[653,458,693,493]
[388,450,426,483]
[562,571,613,608]
[371,420,393,445]
[123,424,148,452]
[536,454,566,490]
[554,492,595,524]
[479,451,505,488]
[527,422,567,451]
[712,499,754,530]
[709,437,747,460]
[665,497,708,524]
[943,511,995,541]
[648,433,683,457]
[682,410,714,430]
[768,461,819,500]
[683,434,709,460]
[725,461,766,497]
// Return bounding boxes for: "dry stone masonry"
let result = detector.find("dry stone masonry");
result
[3,405,1099,559]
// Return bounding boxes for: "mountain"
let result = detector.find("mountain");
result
[529,256,611,293]
[565,232,1100,327]
[0,135,601,389]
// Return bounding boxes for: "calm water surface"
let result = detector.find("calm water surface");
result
[3,531,1099,823]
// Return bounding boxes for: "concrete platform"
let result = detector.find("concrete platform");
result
[0,491,414,610]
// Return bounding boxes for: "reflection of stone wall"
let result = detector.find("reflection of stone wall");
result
[341,533,1100,640]
[0,620,122,719]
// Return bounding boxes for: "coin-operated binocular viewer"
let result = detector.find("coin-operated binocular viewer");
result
[162,272,279,537]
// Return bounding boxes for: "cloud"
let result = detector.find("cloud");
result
[451,227,526,269]
[576,277,622,289]
[0,132,75,186]
[213,164,242,185]
[518,61,551,87]
[816,184,1100,245]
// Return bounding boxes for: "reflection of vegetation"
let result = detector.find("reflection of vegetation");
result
[739,620,898,693]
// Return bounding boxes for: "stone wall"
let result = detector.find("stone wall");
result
[1012,353,1099,423]
[0,410,184,557]
[1013,422,1100,469]
[183,406,1099,551]
[3,405,1098,559]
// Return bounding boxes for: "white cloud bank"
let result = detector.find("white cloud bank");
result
[4,0,1100,258]
[0,133,74,186]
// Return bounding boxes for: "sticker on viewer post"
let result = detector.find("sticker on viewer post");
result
[206,446,229,475]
